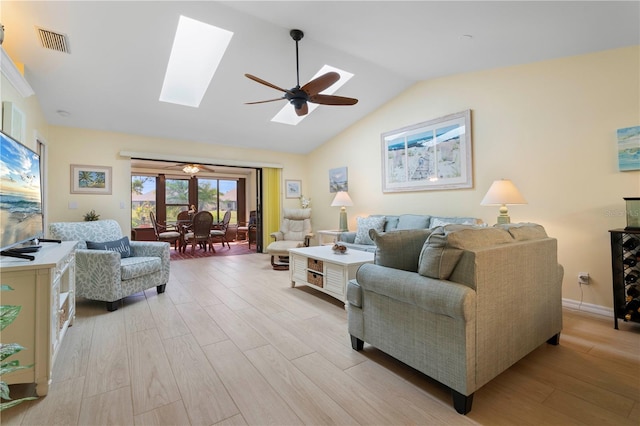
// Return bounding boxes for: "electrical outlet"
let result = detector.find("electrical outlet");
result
[578,272,589,285]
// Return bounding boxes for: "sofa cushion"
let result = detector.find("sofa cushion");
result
[354,216,386,245]
[370,228,432,272]
[495,223,548,241]
[86,236,131,258]
[396,214,430,230]
[445,225,513,249]
[418,226,514,279]
[383,215,400,231]
[429,216,476,228]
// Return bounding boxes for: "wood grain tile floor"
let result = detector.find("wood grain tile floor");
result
[2,252,639,425]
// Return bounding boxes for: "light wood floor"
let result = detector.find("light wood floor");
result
[2,251,639,425]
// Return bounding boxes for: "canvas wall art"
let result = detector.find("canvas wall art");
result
[617,125,640,171]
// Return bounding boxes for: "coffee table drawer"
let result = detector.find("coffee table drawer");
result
[307,271,324,288]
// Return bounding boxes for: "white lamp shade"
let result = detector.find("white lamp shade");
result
[481,179,527,205]
[331,191,354,207]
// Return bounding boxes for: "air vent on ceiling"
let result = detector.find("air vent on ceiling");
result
[36,27,70,53]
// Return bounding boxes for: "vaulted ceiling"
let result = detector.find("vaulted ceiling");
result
[2,1,638,154]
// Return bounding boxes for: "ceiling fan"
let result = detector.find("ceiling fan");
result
[245,29,358,117]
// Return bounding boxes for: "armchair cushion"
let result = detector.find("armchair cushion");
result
[121,256,162,280]
[86,236,132,258]
[281,208,312,241]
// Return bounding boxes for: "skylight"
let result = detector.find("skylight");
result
[159,16,233,107]
[271,65,354,125]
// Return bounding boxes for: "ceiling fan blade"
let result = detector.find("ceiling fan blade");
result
[308,94,359,106]
[245,74,291,94]
[295,102,309,116]
[301,72,340,96]
[245,97,286,105]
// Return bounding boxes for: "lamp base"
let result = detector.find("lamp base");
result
[338,209,349,232]
[496,215,511,225]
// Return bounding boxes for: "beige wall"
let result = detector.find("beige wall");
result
[45,126,309,234]
[308,46,640,312]
[3,46,639,312]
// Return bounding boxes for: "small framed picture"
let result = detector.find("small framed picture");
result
[285,180,301,198]
[70,164,112,194]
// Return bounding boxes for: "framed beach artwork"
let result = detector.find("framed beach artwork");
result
[70,164,112,194]
[617,125,640,171]
[329,167,348,193]
[285,180,301,198]
[381,110,473,192]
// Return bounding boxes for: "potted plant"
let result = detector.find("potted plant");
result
[1,285,38,411]
[83,209,100,221]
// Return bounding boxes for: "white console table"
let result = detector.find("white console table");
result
[289,245,374,303]
[0,241,77,396]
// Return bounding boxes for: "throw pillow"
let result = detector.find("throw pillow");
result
[370,228,432,272]
[86,236,131,258]
[354,216,386,245]
[417,228,463,279]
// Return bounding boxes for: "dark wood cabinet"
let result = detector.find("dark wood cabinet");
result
[609,229,640,329]
[132,227,156,242]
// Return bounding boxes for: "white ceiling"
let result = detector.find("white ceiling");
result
[2,1,638,154]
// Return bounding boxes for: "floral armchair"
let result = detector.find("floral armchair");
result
[49,219,170,311]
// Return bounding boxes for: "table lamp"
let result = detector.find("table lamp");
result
[331,191,353,232]
[480,179,527,224]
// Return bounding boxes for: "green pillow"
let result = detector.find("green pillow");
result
[417,228,463,279]
[369,228,432,272]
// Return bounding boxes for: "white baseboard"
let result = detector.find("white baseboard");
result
[562,298,613,318]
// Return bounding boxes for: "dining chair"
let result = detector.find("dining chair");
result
[238,210,257,249]
[182,211,214,253]
[150,211,181,250]
[210,210,231,250]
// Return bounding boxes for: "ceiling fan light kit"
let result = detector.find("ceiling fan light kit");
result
[182,164,200,175]
[245,29,358,117]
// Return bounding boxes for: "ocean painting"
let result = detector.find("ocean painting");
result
[0,134,43,250]
[618,126,640,171]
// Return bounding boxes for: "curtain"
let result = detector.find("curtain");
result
[261,167,281,251]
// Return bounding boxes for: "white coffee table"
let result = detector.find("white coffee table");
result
[288,245,374,303]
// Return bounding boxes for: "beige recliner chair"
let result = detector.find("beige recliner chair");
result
[266,208,313,270]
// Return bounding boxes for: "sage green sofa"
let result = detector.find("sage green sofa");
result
[346,223,563,414]
[337,214,480,252]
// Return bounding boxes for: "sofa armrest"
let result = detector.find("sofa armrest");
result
[355,263,475,321]
[338,232,356,243]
